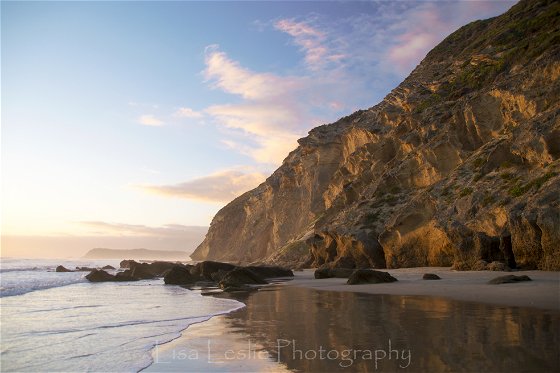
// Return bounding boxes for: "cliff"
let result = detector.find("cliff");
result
[192,0,560,270]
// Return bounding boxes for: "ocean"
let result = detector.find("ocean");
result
[0,258,245,372]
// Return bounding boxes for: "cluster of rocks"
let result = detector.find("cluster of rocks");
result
[163,261,293,292]
[84,260,293,292]
[85,260,181,282]
[55,265,115,273]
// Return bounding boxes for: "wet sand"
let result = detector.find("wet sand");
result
[146,268,560,372]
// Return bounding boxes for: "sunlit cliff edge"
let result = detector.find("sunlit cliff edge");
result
[192,0,560,270]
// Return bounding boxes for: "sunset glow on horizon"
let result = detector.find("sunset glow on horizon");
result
[1,0,516,257]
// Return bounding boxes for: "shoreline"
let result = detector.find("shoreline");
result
[145,267,559,372]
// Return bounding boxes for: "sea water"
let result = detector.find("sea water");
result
[0,258,244,372]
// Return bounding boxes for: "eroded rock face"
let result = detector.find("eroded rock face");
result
[192,0,560,270]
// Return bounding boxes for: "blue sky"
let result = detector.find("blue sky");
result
[1,1,515,257]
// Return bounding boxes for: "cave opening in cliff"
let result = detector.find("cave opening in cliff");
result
[501,235,517,269]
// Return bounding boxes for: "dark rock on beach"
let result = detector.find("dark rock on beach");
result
[219,268,267,290]
[488,275,532,284]
[423,273,441,280]
[163,266,198,285]
[129,264,155,280]
[102,265,116,270]
[120,259,136,269]
[245,265,294,278]
[191,261,237,281]
[315,268,355,279]
[56,265,73,272]
[347,269,397,285]
[114,270,139,282]
[85,269,115,282]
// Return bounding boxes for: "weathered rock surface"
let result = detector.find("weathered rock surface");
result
[218,268,267,290]
[192,0,560,271]
[488,275,532,284]
[347,270,398,285]
[423,273,441,280]
[102,265,116,270]
[163,266,198,285]
[244,266,294,278]
[191,261,237,281]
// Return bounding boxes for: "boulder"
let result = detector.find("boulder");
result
[244,265,294,278]
[75,267,96,272]
[130,264,156,280]
[423,273,441,280]
[347,270,397,285]
[191,261,237,281]
[210,269,230,283]
[488,275,532,284]
[314,268,355,279]
[120,260,137,269]
[164,266,199,285]
[85,269,115,282]
[114,270,138,282]
[56,265,73,272]
[145,261,181,276]
[219,268,267,289]
[102,265,116,270]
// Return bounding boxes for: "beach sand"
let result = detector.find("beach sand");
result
[291,268,560,310]
[145,268,560,372]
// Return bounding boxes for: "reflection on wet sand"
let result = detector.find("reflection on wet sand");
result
[220,286,559,372]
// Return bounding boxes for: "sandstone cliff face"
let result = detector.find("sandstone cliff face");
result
[192,0,560,270]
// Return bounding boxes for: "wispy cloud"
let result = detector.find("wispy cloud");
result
[174,107,203,119]
[138,114,164,126]
[203,45,311,164]
[139,167,267,203]
[274,18,345,71]
[80,221,207,237]
[204,45,301,101]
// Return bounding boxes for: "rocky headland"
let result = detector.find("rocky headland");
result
[192,0,560,271]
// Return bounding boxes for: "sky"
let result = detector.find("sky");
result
[1,0,516,258]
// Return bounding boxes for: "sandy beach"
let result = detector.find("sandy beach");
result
[146,268,560,372]
[290,268,560,311]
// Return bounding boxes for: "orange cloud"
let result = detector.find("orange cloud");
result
[138,114,164,126]
[139,168,268,203]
